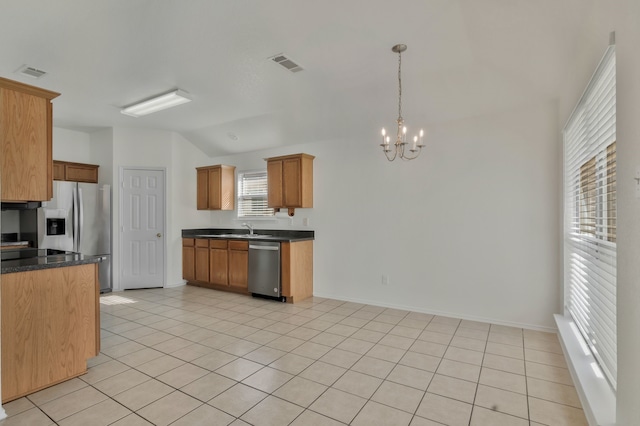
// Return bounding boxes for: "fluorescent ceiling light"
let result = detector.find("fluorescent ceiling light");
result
[121,89,191,117]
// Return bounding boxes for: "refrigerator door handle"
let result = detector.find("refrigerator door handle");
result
[72,185,79,251]
[77,187,84,252]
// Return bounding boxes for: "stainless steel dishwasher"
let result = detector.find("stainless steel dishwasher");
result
[248,241,283,300]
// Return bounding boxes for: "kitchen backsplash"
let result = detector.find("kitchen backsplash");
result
[1,210,20,234]
[0,209,38,247]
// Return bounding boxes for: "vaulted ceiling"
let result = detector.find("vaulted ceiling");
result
[1,0,589,156]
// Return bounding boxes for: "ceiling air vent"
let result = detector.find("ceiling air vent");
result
[270,54,303,73]
[15,65,47,79]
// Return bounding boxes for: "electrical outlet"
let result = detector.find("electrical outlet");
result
[382,275,389,285]
[302,217,309,226]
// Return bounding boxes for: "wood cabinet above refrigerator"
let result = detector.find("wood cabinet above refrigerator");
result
[0,77,60,202]
[53,160,99,183]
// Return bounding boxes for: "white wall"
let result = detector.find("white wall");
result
[168,132,216,288]
[108,127,214,291]
[0,211,19,234]
[206,100,561,330]
[110,128,173,291]
[606,2,640,423]
[90,128,114,187]
[615,10,640,420]
[52,127,92,162]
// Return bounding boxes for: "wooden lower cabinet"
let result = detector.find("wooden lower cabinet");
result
[209,240,228,286]
[183,238,243,291]
[1,264,100,403]
[182,238,196,281]
[228,241,248,291]
[281,240,313,303]
[183,237,313,302]
[195,239,210,283]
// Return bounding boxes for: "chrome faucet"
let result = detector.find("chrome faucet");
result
[242,222,254,235]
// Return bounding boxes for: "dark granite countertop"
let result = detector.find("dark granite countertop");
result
[1,253,105,274]
[182,228,314,242]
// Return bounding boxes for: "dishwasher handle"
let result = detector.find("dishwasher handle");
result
[249,244,279,251]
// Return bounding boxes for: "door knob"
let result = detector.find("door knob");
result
[157,233,162,238]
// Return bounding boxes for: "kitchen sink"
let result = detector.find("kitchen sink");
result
[222,234,272,238]
[196,233,271,239]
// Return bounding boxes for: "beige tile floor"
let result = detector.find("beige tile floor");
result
[1,286,588,426]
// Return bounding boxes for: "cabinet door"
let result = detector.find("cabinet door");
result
[53,161,65,181]
[210,248,228,285]
[2,264,98,402]
[280,240,313,302]
[0,88,50,201]
[282,157,302,207]
[196,169,209,210]
[228,245,248,290]
[65,163,98,183]
[267,160,283,207]
[208,168,221,209]
[182,244,195,282]
[195,239,209,283]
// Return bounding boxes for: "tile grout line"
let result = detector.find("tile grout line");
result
[17,288,585,426]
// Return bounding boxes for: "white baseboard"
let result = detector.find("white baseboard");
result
[554,314,616,426]
[164,280,187,288]
[0,406,6,420]
[312,291,557,333]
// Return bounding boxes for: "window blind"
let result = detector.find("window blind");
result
[563,45,616,389]
[237,171,274,218]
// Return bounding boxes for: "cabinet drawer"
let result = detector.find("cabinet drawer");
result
[195,239,209,248]
[229,240,248,251]
[182,238,195,247]
[209,240,228,249]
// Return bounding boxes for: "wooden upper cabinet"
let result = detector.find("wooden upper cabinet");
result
[266,153,314,211]
[52,161,65,181]
[196,165,235,210]
[267,160,283,207]
[0,77,60,202]
[53,160,99,183]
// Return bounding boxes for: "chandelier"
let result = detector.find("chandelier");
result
[380,44,425,161]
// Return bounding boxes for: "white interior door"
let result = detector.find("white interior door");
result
[121,168,165,289]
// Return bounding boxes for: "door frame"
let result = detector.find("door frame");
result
[118,166,167,290]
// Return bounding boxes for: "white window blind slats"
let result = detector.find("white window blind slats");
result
[237,171,274,218]
[563,45,616,389]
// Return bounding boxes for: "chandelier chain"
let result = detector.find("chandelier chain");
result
[397,49,402,120]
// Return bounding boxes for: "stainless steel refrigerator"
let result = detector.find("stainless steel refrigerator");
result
[37,181,112,292]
